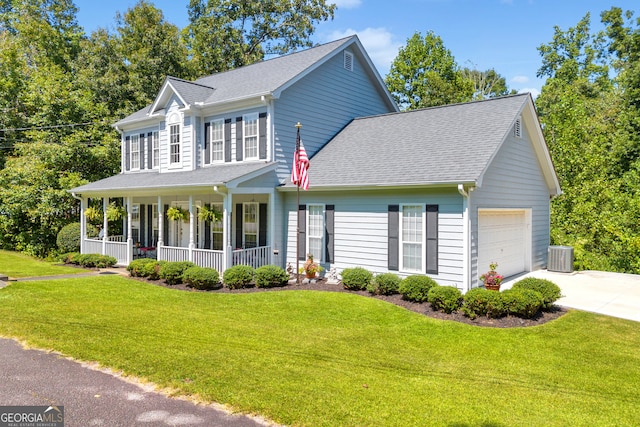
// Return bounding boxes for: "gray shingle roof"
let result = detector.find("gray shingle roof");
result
[70,162,276,195]
[115,36,357,126]
[302,94,531,188]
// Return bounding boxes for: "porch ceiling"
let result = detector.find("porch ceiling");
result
[70,162,277,197]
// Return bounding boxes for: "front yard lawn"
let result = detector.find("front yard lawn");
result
[0,275,638,426]
[0,250,85,278]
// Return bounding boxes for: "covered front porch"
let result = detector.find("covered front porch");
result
[70,163,281,273]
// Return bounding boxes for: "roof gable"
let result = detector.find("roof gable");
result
[304,94,560,195]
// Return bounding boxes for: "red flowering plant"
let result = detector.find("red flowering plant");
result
[479,262,504,289]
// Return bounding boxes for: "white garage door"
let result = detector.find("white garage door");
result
[478,210,529,279]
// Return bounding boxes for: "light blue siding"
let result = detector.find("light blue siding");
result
[470,120,551,284]
[283,188,465,288]
[273,50,395,182]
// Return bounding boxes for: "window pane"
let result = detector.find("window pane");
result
[401,205,422,271]
[170,125,180,163]
[152,131,159,167]
[131,135,140,169]
[308,205,323,261]
[212,120,224,161]
[244,114,258,159]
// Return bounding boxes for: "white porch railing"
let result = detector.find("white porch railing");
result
[83,238,128,265]
[192,249,225,271]
[159,246,189,262]
[232,246,271,270]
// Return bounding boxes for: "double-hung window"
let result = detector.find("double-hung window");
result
[243,113,258,160]
[130,135,140,170]
[170,124,180,165]
[308,205,324,262]
[152,131,160,168]
[401,205,423,272]
[211,119,224,162]
[243,202,258,248]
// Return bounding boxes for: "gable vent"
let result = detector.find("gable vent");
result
[344,51,354,72]
[514,118,522,138]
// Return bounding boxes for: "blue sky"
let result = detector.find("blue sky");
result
[74,0,638,97]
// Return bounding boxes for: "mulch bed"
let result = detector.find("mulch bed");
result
[124,272,567,328]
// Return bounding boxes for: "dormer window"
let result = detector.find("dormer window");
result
[244,113,258,160]
[170,124,180,164]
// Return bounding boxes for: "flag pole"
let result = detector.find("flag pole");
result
[295,122,302,285]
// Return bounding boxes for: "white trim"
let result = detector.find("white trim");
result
[399,204,425,274]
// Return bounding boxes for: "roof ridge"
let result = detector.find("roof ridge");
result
[194,35,356,83]
[166,76,216,90]
[350,93,530,122]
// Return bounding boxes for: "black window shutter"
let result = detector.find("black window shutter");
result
[224,119,232,162]
[235,117,243,161]
[258,112,267,160]
[163,205,169,245]
[139,133,145,169]
[235,203,243,248]
[204,122,211,165]
[204,204,211,249]
[147,204,153,246]
[259,203,267,247]
[125,136,131,171]
[139,204,146,245]
[298,205,306,261]
[147,132,153,169]
[325,205,335,263]
[388,205,399,271]
[426,205,439,274]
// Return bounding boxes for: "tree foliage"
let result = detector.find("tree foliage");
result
[536,9,640,273]
[184,0,335,76]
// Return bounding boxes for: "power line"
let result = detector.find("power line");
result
[0,121,113,132]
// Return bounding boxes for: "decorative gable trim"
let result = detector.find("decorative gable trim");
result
[149,79,189,116]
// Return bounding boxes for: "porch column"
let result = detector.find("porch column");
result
[79,197,86,254]
[157,196,164,247]
[126,196,133,264]
[102,197,109,255]
[224,192,233,270]
[188,195,195,262]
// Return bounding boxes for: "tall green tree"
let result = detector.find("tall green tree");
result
[385,31,473,110]
[461,67,516,100]
[184,0,336,76]
[536,10,640,273]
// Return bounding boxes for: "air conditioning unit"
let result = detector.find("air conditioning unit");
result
[548,246,574,273]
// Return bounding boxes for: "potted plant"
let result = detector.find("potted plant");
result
[198,205,221,222]
[480,262,504,291]
[167,206,189,222]
[299,254,324,279]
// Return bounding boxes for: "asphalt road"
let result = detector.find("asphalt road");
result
[0,338,273,427]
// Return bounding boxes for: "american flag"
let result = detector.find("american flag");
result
[291,127,309,190]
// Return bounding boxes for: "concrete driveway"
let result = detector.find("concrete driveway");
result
[503,269,640,322]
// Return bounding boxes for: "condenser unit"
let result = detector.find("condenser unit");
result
[548,246,574,273]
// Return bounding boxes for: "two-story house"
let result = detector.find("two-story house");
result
[71,35,560,291]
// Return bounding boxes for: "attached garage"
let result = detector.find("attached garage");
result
[477,209,532,280]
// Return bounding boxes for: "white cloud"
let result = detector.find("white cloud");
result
[326,27,402,75]
[330,0,362,9]
[511,75,529,84]
[518,87,540,99]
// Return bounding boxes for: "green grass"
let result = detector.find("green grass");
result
[0,250,85,278]
[0,276,638,426]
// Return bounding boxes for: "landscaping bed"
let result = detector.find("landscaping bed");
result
[127,271,567,328]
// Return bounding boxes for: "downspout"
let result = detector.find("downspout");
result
[458,184,474,292]
[214,185,231,271]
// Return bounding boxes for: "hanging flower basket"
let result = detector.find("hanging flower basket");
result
[167,206,189,222]
[84,206,102,222]
[106,203,125,221]
[198,205,221,222]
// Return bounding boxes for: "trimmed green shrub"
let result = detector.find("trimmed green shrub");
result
[427,286,463,314]
[367,272,401,295]
[56,222,98,253]
[512,277,562,310]
[127,258,156,277]
[341,267,373,291]
[462,288,506,319]
[140,260,166,280]
[223,265,255,289]
[159,261,196,285]
[59,252,79,264]
[70,253,116,268]
[502,288,544,319]
[182,266,221,290]
[255,265,289,288]
[398,275,438,302]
